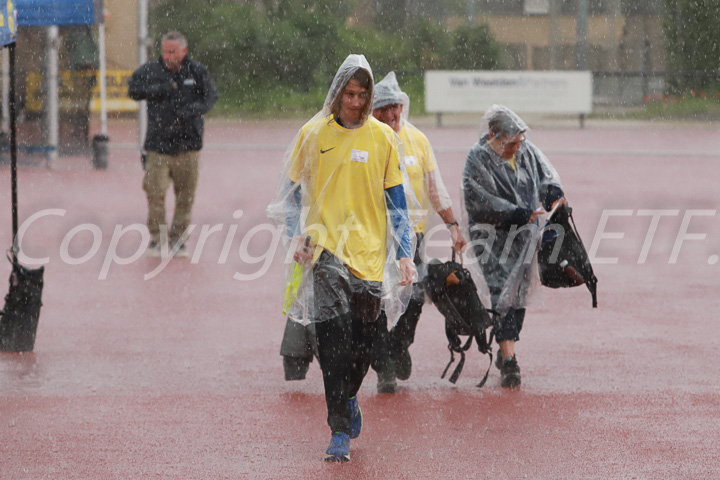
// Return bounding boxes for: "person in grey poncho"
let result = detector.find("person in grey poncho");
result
[462,105,566,388]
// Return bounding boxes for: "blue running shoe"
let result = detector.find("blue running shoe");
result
[348,396,363,439]
[324,432,350,462]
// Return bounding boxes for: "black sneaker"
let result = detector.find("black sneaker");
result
[145,240,161,258]
[394,348,412,381]
[500,355,521,388]
[173,242,189,258]
[377,366,397,394]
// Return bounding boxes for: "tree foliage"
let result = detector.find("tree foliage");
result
[150,0,501,113]
[664,0,720,91]
[448,24,500,70]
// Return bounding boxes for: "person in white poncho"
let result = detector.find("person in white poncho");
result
[267,55,416,461]
[369,72,466,394]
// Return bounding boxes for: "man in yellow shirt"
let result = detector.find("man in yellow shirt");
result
[268,55,415,462]
[370,72,466,393]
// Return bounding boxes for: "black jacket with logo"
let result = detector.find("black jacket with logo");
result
[128,56,218,155]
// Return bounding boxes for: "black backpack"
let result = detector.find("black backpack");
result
[538,204,598,308]
[423,252,496,387]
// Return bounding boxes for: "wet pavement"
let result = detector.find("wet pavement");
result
[1,118,719,479]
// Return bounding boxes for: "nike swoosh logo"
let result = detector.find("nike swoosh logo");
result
[320,147,335,154]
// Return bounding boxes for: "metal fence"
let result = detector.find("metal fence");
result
[593,71,720,106]
[593,72,666,106]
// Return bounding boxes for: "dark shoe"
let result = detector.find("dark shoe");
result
[348,396,363,439]
[145,240,161,258]
[394,348,412,381]
[377,367,397,394]
[283,356,310,381]
[324,432,350,462]
[495,350,503,371]
[173,242,189,258]
[500,355,521,388]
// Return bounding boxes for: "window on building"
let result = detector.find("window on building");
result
[524,0,550,15]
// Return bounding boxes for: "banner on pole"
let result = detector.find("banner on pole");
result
[16,0,103,27]
[0,1,16,46]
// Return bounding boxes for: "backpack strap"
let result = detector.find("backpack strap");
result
[567,208,599,308]
[475,328,495,388]
[439,293,498,387]
[451,249,463,265]
[441,335,473,384]
[587,277,598,308]
[443,331,496,388]
[475,356,491,388]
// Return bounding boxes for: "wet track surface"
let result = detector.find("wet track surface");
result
[1,118,719,479]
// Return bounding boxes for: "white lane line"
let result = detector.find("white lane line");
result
[433,147,720,157]
[109,142,720,158]
[110,143,284,151]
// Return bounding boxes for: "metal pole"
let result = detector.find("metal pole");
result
[606,0,621,72]
[46,26,59,163]
[674,0,684,89]
[549,0,560,69]
[9,42,17,263]
[576,0,588,71]
[98,18,108,136]
[138,0,148,153]
[577,0,589,130]
[2,48,8,133]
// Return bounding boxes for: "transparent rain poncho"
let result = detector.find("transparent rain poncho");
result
[373,72,453,239]
[267,55,419,327]
[461,105,564,316]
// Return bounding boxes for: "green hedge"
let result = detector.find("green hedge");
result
[664,0,720,92]
[151,0,500,115]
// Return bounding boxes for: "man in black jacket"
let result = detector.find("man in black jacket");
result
[128,31,218,258]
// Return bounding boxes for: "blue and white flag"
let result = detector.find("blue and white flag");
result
[0,0,16,47]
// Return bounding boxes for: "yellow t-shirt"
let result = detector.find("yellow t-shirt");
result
[289,115,403,281]
[399,124,437,234]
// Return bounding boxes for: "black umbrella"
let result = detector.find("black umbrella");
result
[0,42,45,352]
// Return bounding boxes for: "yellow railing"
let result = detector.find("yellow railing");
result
[26,69,138,113]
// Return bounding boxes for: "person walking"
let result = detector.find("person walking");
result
[370,72,466,393]
[462,105,567,388]
[128,31,218,258]
[268,54,415,461]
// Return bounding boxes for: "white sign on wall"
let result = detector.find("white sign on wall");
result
[425,70,593,114]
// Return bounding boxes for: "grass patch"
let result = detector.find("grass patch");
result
[209,79,720,123]
[210,85,328,119]
[626,94,720,121]
[210,74,430,119]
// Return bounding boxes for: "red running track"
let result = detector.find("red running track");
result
[1,117,719,479]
